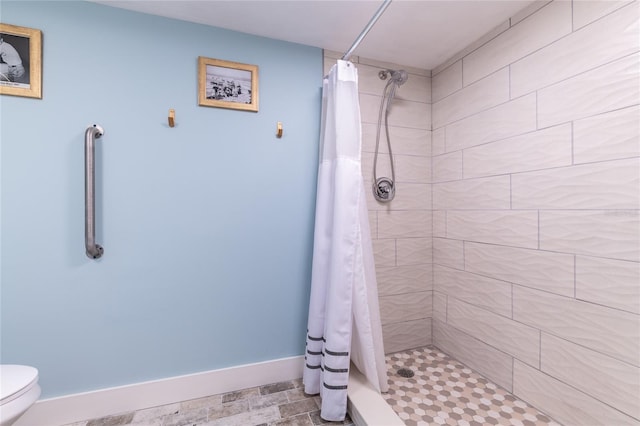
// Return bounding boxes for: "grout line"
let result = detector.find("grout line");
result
[462,240,466,271]
[537,210,540,250]
[510,175,513,210]
[571,121,575,165]
[511,356,515,393]
[444,210,447,238]
[511,284,514,319]
[443,124,447,153]
[535,90,539,130]
[444,293,448,323]
[508,64,512,100]
[574,254,577,298]
[539,330,543,370]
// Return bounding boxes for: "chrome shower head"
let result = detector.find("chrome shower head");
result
[389,69,408,86]
[379,69,409,86]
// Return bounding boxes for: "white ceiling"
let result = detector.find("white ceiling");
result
[92,0,538,70]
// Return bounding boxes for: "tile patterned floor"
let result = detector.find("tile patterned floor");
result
[384,346,561,426]
[64,346,562,426]
[63,379,353,426]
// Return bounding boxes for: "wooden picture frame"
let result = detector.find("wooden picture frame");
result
[198,56,258,112]
[0,23,42,99]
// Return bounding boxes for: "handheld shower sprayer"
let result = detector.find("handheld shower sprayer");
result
[373,69,408,203]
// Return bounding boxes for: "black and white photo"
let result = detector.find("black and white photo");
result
[198,57,258,112]
[0,23,41,99]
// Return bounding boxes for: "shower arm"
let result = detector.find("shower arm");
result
[85,124,105,259]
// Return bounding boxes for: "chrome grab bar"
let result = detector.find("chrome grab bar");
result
[85,124,104,259]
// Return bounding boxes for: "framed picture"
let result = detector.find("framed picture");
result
[0,23,42,99]
[198,56,258,112]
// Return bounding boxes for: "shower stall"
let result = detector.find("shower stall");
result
[330,0,640,424]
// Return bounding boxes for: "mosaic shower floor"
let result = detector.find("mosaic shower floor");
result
[384,346,561,426]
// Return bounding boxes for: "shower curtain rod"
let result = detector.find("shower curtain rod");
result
[342,0,392,61]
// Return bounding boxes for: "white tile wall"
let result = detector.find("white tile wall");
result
[573,105,640,164]
[432,127,446,156]
[378,210,432,239]
[446,210,539,249]
[433,210,447,238]
[395,155,431,183]
[433,237,464,270]
[368,211,378,239]
[396,74,432,105]
[537,52,640,128]
[572,0,637,30]
[513,360,639,426]
[462,123,572,179]
[539,210,640,261]
[463,0,572,85]
[434,265,512,317]
[511,2,640,98]
[432,151,462,183]
[575,255,640,314]
[432,60,462,102]
[396,238,432,266]
[444,93,537,152]
[380,291,433,325]
[509,0,552,26]
[433,292,447,322]
[382,319,432,354]
[447,298,540,367]
[464,242,575,297]
[388,99,432,130]
[514,285,640,366]
[432,176,511,210]
[376,264,432,297]
[362,124,431,157]
[432,68,510,129]
[432,20,510,76]
[360,93,431,130]
[362,152,392,185]
[429,2,640,422]
[511,158,640,210]
[541,333,640,419]
[373,239,396,268]
[433,320,514,391]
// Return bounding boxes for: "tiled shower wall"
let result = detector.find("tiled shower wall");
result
[323,52,433,354]
[430,1,640,425]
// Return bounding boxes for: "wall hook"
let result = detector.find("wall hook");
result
[276,121,283,138]
[168,109,175,127]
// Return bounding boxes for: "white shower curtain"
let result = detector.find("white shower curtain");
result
[303,60,388,422]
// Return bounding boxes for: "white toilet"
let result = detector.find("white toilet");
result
[0,365,41,426]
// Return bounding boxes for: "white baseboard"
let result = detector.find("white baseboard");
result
[15,356,304,426]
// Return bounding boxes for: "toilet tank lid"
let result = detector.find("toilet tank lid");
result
[0,365,39,402]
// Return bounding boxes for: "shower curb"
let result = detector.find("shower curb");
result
[347,365,404,426]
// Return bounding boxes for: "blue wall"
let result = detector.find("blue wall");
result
[0,2,322,398]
